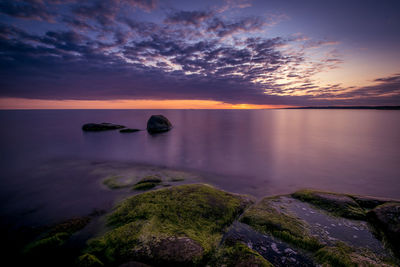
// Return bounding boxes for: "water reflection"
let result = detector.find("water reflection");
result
[1,109,400,201]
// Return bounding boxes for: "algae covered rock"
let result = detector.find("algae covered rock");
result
[22,216,92,266]
[84,184,253,266]
[351,195,389,209]
[146,115,172,134]
[82,123,125,131]
[214,240,274,267]
[367,202,400,256]
[240,196,322,251]
[77,253,104,267]
[132,175,163,191]
[292,190,365,219]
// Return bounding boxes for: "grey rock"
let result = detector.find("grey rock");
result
[146,115,172,133]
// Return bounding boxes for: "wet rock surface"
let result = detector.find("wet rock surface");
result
[223,221,315,266]
[292,190,366,219]
[273,196,387,255]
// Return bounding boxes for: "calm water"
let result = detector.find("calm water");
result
[1,109,400,225]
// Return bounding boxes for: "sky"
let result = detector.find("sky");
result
[0,0,399,109]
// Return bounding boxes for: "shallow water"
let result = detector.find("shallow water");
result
[0,109,399,225]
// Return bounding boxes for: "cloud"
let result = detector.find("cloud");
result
[164,10,213,26]
[3,1,394,106]
[0,0,54,21]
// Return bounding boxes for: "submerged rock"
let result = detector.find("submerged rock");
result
[82,123,125,131]
[146,115,172,133]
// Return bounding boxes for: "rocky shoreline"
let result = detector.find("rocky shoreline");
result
[14,174,400,267]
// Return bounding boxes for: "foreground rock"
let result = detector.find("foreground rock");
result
[239,193,398,266]
[292,189,366,219]
[146,115,172,134]
[79,186,399,266]
[82,123,125,131]
[81,184,254,266]
[368,203,400,257]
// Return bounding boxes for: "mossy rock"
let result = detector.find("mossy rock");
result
[136,175,162,184]
[23,232,70,255]
[315,242,394,267]
[22,216,92,266]
[213,241,274,267]
[351,195,391,210]
[240,197,322,252]
[84,184,253,266]
[49,217,91,235]
[103,176,133,189]
[132,182,159,191]
[132,175,163,191]
[292,190,365,219]
[367,202,400,257]
[77,253,104,267]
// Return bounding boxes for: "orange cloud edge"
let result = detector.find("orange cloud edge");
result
[0,98,292,109]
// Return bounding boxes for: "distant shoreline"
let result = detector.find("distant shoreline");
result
[286,106,400,110]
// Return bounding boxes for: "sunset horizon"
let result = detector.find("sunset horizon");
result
[1,0,399,108]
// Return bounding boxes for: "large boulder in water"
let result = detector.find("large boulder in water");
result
[146,115,172,133]
[82,123,125,131]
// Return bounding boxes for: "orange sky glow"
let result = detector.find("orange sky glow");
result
[0,98,291,109]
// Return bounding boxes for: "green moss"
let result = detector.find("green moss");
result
[240,197,323,251]
[170,177,185,182]
[23,232,70,255]
[22,216,91,262]
[132,175,163,190]
[136,175,162,184]
[103,176,132,189]
[85,184,252,266]
[49,217,91,235]
[213,241,274,267]
[132,182,158,190]
[77,253,104,267]
[315,243,356,267]
[292,190,366,219]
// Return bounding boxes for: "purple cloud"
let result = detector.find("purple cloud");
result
[0,0,398,106]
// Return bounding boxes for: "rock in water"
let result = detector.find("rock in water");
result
[119,128,141,133]
[146,115,172,133]
[82,123,125,131]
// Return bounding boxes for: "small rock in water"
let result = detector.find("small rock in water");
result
[82,122,125,131]
[147,115,172,133]
[119,128,141,133]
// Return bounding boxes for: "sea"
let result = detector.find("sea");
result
[0,109,399,226]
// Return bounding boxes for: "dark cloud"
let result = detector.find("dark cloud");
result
[207,16,265,37]
[0,0,54,21]
[165,10,213,26]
